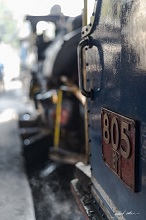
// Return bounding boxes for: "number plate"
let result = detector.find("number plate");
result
[101,108,138,192]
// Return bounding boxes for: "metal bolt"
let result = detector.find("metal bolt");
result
[90,210,95,214]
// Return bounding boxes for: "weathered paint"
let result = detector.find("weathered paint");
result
[82,0,146,219]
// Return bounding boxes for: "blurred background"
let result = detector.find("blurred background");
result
[0,1,86,220]
[0,0,83,89]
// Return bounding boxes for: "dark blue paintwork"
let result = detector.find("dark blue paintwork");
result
[84,0,146,219]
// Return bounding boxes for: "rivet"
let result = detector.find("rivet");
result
[90,210,95,214]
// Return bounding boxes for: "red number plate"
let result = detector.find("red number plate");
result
[101,108,138,192]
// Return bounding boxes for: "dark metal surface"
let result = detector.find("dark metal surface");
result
[52,28,81,83]
[82,0,146,219]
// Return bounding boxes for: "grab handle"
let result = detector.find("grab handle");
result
[78,37,104,99]
[77,37,92,98]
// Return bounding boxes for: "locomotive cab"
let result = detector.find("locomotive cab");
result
[71,0,146,219]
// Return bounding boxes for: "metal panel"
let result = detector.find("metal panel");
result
[84,0,146,218]
[101,108,138,192]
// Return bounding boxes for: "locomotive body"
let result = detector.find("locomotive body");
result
[18,10,88,171]
[71,0,146,219]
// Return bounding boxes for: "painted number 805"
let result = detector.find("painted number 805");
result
[103,113,131,159]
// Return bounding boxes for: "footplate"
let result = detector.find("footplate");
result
[70,163,108,220]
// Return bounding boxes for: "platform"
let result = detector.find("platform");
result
[0,87,36,220]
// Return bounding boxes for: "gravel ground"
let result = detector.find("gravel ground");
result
[28,162,84,220]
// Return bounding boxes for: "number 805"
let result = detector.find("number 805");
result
[103,113,131,159]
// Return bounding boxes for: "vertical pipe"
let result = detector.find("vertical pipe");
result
[83,0,88,26]
[54,89,63,148]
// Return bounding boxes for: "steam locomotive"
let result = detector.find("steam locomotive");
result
[71,0,146,219]
[18,1,146,219]
[18,8,88,172]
